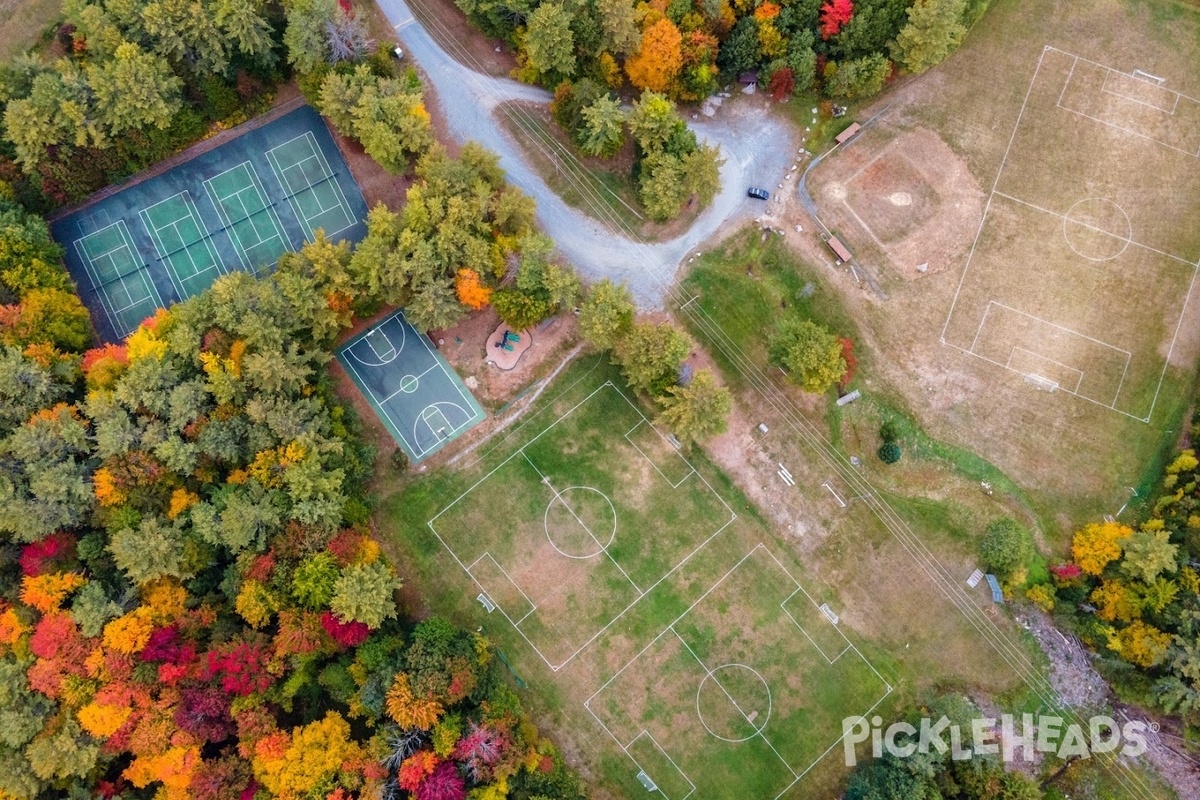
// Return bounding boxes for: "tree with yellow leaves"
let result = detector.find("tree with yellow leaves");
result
[1111,620,1172,668]
[386,672,444,730]
[1071,521,1133,576]
[253,711,363,797]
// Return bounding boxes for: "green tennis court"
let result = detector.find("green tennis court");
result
[140,192,224,299]
[267,132,356,240]
[73,222,164,335]
[53,104,370,342]
[203,162,290,274]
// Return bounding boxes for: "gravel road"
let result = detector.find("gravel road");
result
[376,0,797,307]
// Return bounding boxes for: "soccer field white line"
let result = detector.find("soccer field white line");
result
[524,451,645,595]
[465,552,538,625]
[779,586,852,665]
[1100,69,1179,114]
[584,543,894,799]
[407,13,1159,794]
[672,629,795,778]
[623,419,696,488]
[941,44,1200,424]
[625,731,697,800]
[427,381,737,671]
[940,46,1048,345]
[1052,49,1200,158]
[1006,347,1085,394]
[994,191,1195,267]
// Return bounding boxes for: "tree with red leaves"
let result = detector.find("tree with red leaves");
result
[819,0,853,39]
[205,638,275,696]
[416,761,466,800]
[768,68,795,101]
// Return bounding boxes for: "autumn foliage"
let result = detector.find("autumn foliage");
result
[626,18,684,93]
[819,0,854,39]
[454,268,492,309]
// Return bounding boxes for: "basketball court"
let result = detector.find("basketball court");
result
[51,104,369,342]
[337,311,485,462]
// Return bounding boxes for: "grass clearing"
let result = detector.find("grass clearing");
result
[375,355,1040,798]
[790,0,1200,539]
[498,102,647,234]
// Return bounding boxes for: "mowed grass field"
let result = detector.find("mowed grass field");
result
[796,0,1200,534]
[375,356,1050,798]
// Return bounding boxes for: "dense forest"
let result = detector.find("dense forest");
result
[460,0,990,101]
[0,181,591,797]
[1036,428,1200,742]
[0,1,597,796]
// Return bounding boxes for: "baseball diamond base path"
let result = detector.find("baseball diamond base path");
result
[377,0,797,308]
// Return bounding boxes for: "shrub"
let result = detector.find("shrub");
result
[877,442,901,464]
[979,518,1035,581]
[879,419,900,443]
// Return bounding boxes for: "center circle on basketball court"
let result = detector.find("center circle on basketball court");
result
[543,486,617,559]
[398,375,419,393]
[696,664,772,743]
[1063,198,1131,261]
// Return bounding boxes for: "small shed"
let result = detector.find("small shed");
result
[827,236,852,262]
[835,122,861,145]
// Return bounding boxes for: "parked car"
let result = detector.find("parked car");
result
[747,187,770,200]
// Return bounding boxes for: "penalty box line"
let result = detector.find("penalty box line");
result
[961,299,1136,412]
[586,543,894,799]
[623,419,697,489]
[465,552,537,625]
[428,380,737,672]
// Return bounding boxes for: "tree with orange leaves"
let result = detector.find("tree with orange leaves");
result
[625,18,683,94]
[454,268,492,310]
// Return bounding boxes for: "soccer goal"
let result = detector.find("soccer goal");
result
[1024,373,1059,392]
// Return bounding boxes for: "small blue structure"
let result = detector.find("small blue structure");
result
[985,574,1005,604]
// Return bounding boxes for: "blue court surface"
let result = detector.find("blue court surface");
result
[50,104,369,342]
[338,311,486,462]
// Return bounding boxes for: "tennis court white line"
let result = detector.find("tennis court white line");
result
[139,192,223,298]
[73,222,163,336]
[203,162,288,273]
[266,132,356,239]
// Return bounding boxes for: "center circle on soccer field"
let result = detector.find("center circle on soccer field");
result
[1062,197,1132,261]
[696,664,772,743]
[398,375,419,393]
[543,486,617,559]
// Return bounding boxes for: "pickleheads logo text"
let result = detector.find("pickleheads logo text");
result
[842,714,1150,766]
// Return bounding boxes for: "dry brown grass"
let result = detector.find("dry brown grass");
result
[792,0,1200,534]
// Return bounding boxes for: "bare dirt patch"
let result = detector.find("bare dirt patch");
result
[809,125,984,279]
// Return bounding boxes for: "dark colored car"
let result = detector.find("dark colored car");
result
[747,187,770,200]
